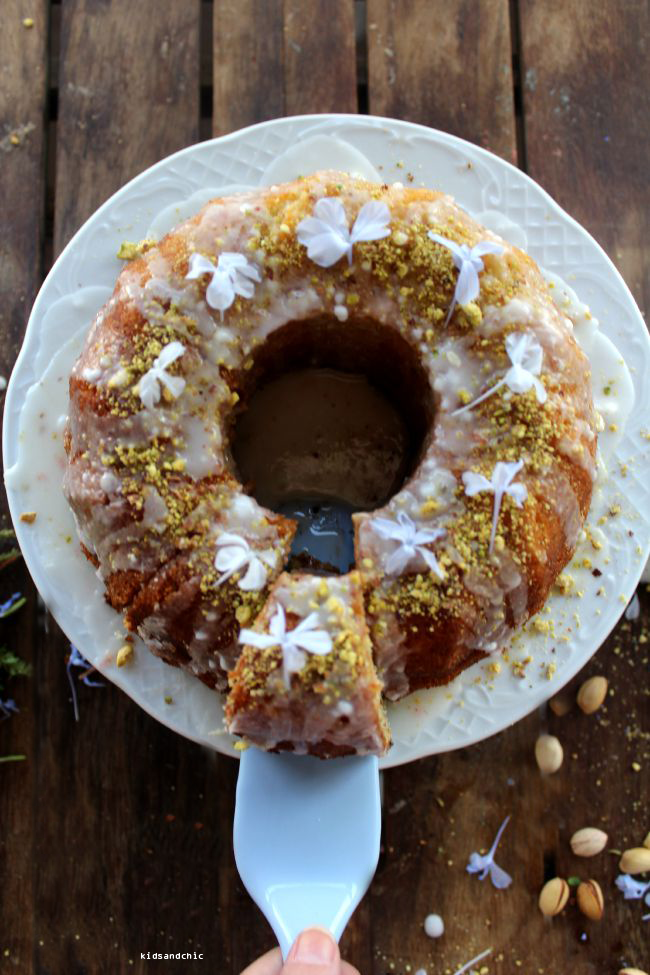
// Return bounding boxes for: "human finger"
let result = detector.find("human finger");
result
[240,945,283,975]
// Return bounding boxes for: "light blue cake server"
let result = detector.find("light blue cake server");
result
[233,501,382,958]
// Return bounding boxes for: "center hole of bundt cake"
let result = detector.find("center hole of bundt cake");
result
[230,315,432,571]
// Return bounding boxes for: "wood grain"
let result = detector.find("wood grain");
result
[213,0,357,136]
[519,0,650,313]
[0,2,48,369]
[213,0,285,135]
[283,0,357,116]
[54,0,201,255]
[367,0,517,163]
[0,4,47,972]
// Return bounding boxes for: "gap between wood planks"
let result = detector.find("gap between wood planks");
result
[509,0,528,171]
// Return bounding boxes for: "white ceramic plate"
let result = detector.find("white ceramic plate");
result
[4,115,650,769]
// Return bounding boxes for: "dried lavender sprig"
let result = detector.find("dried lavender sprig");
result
[66,645,104,722]
[0,593,26,619]
[0,698,19,721]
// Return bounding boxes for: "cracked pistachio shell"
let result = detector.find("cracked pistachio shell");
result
[538,877,569,916]
[577,879,604,920]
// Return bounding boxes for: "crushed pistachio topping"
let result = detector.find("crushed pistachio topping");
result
[117,238,156,261]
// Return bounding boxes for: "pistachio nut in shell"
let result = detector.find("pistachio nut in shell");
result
[577,675,608,714]
[549,691,572,717]
[576,879,604,920]
[538,877,569,916]
[570,827,608,857]
[535,734,564,774]
[619,847,650,874]
[618,969,649,975]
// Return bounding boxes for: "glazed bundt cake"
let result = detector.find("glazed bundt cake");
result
[63,170,597,755]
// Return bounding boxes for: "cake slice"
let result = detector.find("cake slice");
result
[226,571,391,758]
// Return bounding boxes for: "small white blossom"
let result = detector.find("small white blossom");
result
[462,460,527,554]
[466,816,512,889]
[214,533,275,591]
[428,233,504,323]
[296,197,391,268]
[454,332,547,415]
[239,604,332,689]
[186,251,261,318]
[137,341,186,410]
[371,510,445,577]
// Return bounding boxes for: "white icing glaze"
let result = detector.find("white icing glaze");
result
[7,161,636,714]
[542,269,634,464]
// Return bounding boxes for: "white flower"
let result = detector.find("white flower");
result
[615,874,650,900]
[214,533,275,591]
[428,233,504,323]
[371,510,445,577]
[466,815,512,890]
[454,332,547,415]
[296,197,391,268]
[462,460,527,554]
[186,251,261,318]
[137,341,186,410]
[239,604,332,689]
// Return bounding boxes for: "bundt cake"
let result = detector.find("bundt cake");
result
[63,170,597,755]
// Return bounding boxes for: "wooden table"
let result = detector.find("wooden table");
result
[1,2,649,973]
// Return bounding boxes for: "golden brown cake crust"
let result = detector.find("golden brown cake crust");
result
[63,170,597,742]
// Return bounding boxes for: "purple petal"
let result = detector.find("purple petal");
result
[489,862,512,889]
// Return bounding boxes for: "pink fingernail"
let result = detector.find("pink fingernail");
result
[290,928,337,965]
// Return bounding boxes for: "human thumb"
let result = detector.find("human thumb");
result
[283,927,341,974]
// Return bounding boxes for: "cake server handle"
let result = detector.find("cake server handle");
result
[234,747,381,958]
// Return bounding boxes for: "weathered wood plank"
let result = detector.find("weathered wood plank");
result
[213,0,285,136]
[367,0,517,163]
[31,5,213,975]
[213,0,357,136]
[519,0,650,312]
[0,3,48,972]
[54,0,201,255]
[283,0,357,116]
[0,2,48,369]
